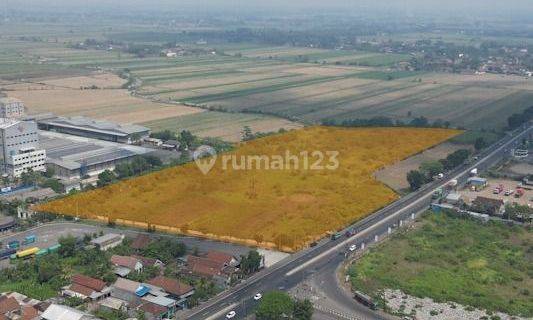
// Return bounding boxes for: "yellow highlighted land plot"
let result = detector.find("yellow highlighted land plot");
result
[36,127,461,251]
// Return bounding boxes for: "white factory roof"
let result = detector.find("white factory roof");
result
[38,115,149,136]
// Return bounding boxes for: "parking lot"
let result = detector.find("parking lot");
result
[460,178,533,207]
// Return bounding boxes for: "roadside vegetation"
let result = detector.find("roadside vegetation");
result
[348,211,533,317]
[255,291,313,320]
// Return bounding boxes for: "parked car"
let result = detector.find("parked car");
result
[254,293,263,301]
[226,311,236,319]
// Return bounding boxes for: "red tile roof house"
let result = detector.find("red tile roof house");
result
[0,294,40,320]
[111,255,144,277]
[147,276,194,309]
[184,251,240,288]
[138,301,167,320]
[62,274,112,301]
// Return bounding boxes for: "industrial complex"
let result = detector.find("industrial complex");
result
[35,115,150,144]
[40,131,152,181]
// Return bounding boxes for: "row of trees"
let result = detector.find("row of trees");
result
[407,149,470,191]
[322,116,452,129]
[507,105,533,129]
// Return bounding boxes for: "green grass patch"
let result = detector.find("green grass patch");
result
[0,280,59,300]
[350,212,533,317]
[450,130,502,145]
[354,70,422,80]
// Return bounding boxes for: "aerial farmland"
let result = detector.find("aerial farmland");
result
[36,126,461,251]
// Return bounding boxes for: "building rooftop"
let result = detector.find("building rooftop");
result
[72,274,107,292]
[90,233,123,245]
[41,304,99,320]
[147,276,193,297]
[38,115,149,137]
[111,255,141,270]
[113,278,142,294]
[0,118,21,129]
[39,130,151,171]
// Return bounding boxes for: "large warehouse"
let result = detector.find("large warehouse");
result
[36,115,150,144]
[40,131,152,180]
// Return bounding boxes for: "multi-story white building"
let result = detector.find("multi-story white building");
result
[0,97,26,119]
[0,118,46,177]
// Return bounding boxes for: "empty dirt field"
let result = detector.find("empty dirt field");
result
[3,72,203,123]
[375,142,472,192]
[36,126,461,251]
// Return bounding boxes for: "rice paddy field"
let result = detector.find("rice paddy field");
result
[35,127,461,251]
[1,24,532,139]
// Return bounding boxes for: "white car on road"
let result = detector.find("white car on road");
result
[349,244,357,252]
[254,293,263,300]
[226,311,236,319]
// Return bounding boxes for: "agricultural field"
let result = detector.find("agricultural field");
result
[1,26,531,137]
[2,72,202,124]
[36,127,460,251]
[349,212,533,318]
[142,111,302,142]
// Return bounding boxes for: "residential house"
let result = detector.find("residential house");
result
[40,304,101,320]
[472,196,506,216]
[97,297,128,314]
[184,251,240,288]
[110,278,177,319]
[0,292,41,320]
[90,234,124,251]
[138,301,167,320]
[62,274,111,301]
[147,276,194,309]
[111,255,143,277]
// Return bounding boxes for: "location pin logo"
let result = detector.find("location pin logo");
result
[193,145,217,175]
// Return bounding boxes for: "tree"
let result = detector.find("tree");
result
[151,130,176,141]
[58,235,77,258]
[179,130,195,150]
[241,125,254,141]
[240,250,262,275]
[293,299,313,320]
[37,256,60,283]
[255,291,294,320]
[97,170,116,187]
[443,149,470,170]
[407,170,425,191]
[114,163,134,178]
[474,137,487,151]
[420,160,444,179]
[20,168,40,186]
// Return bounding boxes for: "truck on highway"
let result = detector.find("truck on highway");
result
[330,232,342,240]
[354,290,377,310]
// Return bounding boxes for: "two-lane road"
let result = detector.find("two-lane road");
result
[186,124,532,320]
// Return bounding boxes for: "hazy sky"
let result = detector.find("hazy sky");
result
[6,0,533,18]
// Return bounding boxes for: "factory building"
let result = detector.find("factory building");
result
[40,131,152,181]
[0,118,46,177]
[36,115,150,144]
[0,97,26,119]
